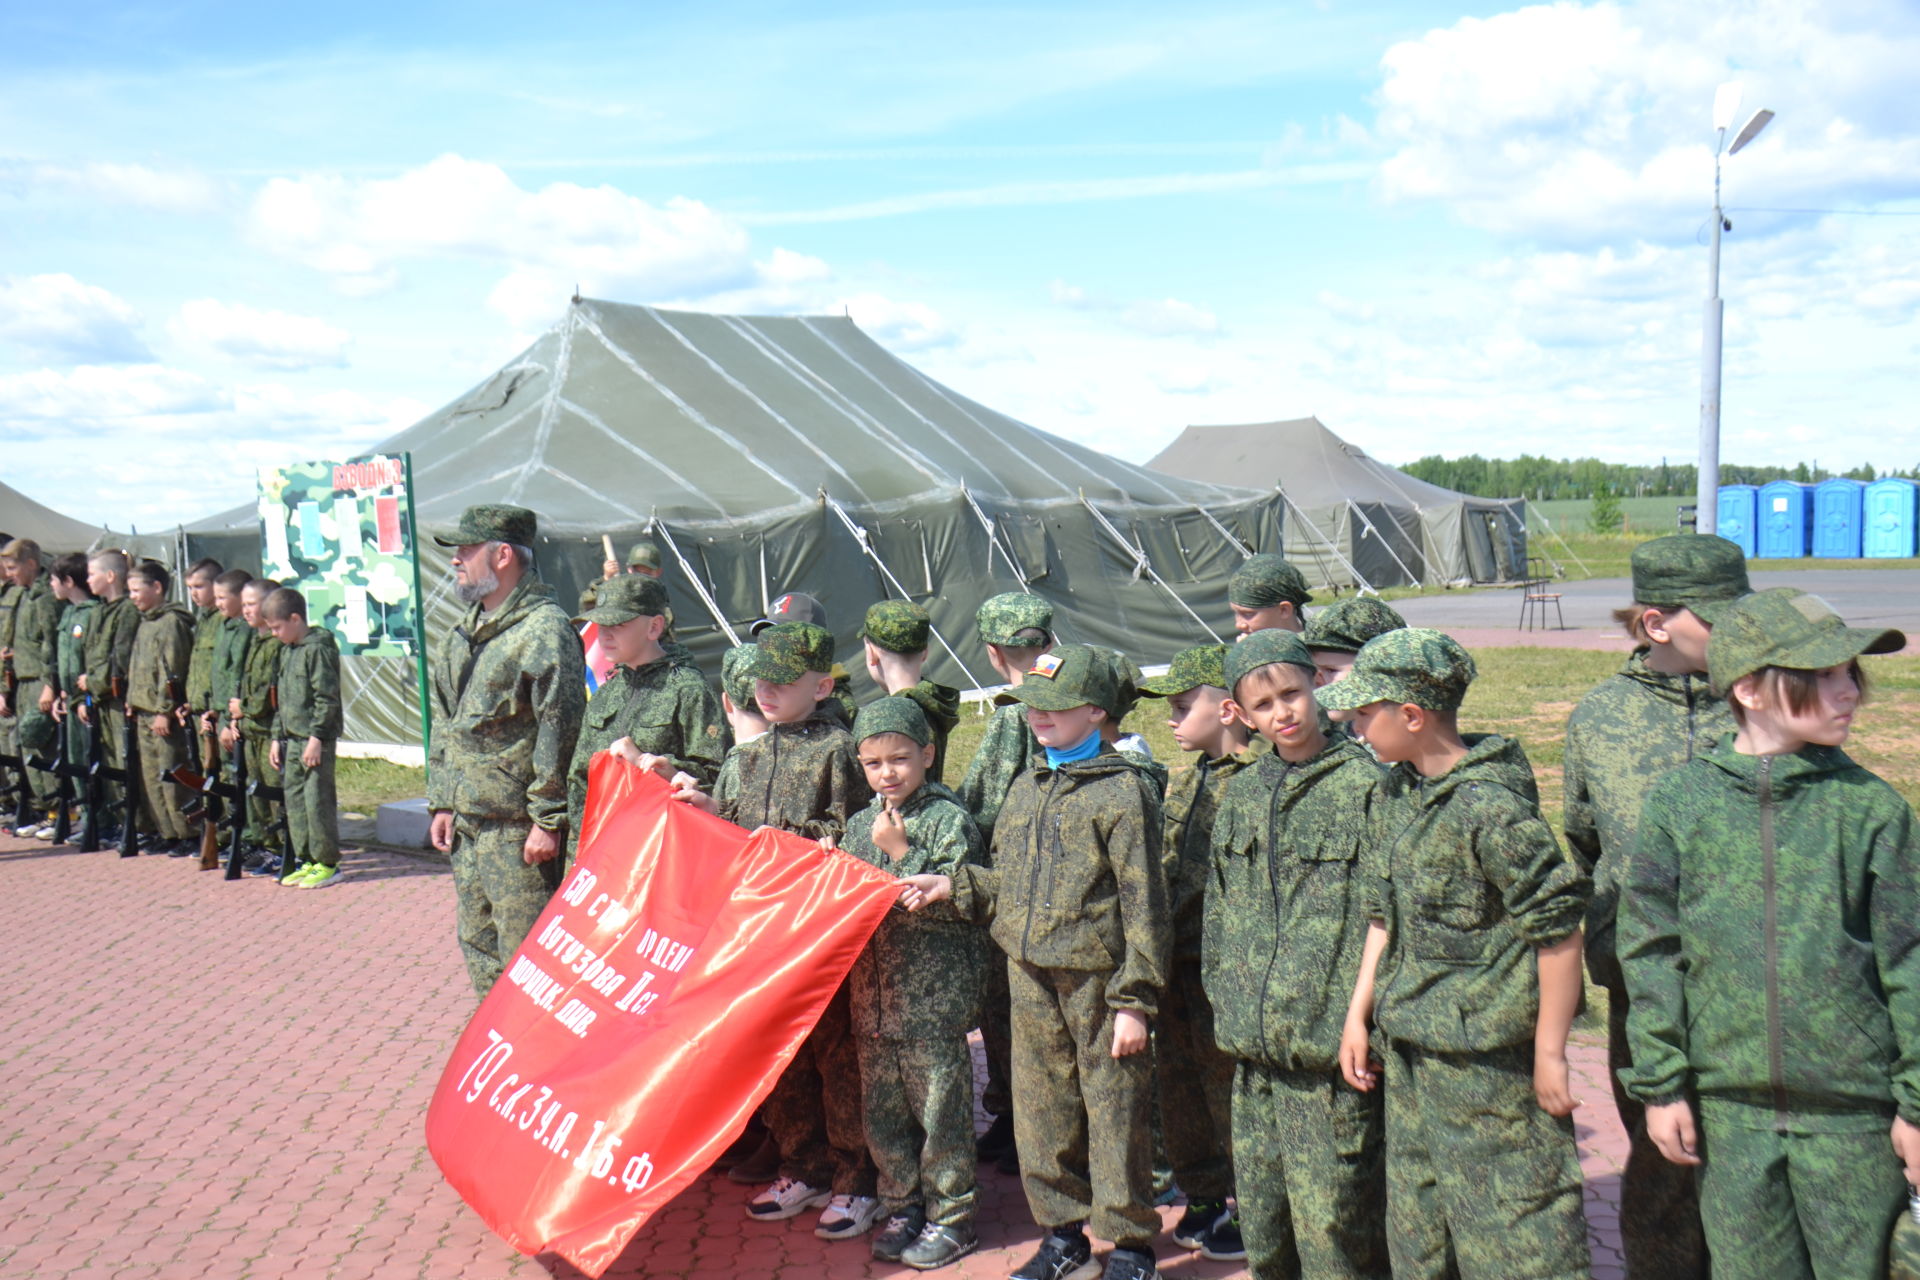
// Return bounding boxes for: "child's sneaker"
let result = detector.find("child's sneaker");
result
[902,1221,977,1270]
[1009,1228,1097,1280]
[1170,1199,1227,1249]
[34,822,57,841]
[1197,1213,1245,1262]
[744,1176,831,1221]
[300,864,341,890]
[279,863,314,886]
[872,1206,927,1262]
[1099,1247,1156,1280]
[814,1193,879,1240]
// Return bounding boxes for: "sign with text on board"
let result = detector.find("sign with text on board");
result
[257,454,420,658]
[424,759,901,1277]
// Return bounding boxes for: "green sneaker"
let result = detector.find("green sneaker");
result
[299,864,341,890]
[279,863,317,886]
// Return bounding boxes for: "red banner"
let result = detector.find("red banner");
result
[426,754,903,1276]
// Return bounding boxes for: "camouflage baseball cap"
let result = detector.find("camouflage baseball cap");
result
[1631,535,1751,625]
[748,621,836,684]
[752,591,827,635]
[626,541,662,572]
[860,600,931,654]
[1089,646,1146,721]
[433,504,537,548]
[1138,644,1230,697]
[1303,598,1409,653]
[1229,554,1312,610]
[1706,587,1905,695]
[720,643,761,708]
[1224,629,1316,695]
[976,592,1053,646]
[574,574,670,626]
[1315,627,1477,714]
[853,695,932,747]
[993,645,1125,719]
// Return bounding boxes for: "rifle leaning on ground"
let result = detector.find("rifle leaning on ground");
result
[25,732,79,847]
[170,749,247,880]
[193,715,222,869]
[0,655,34,832]
[77,692,108,852]
[114,676,141,858]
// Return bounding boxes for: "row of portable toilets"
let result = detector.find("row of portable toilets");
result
[1717,477,1920,559]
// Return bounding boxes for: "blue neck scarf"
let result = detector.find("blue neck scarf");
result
[1044,728,1104,770]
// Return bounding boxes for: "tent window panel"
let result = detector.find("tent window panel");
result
[866,518,935,597]
[997,513,1052,583]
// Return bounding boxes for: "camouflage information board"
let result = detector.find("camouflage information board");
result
[258,454,423,658]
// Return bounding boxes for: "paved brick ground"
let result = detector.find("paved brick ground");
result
[0,833,1629,1279]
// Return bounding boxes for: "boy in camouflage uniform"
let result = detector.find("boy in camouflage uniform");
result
[1327,629,1590,1280]
[126,561,196,853]
[843,697,989,1269]
[1619,588,1920,1278]
[1134,643,1258,1259]
[236,579,286,874]
[954,591,1054,1172]
[1563,534,1746,1278]
[80,550,141,838]
[264,588,343,888]
[1206,631,1390,1278]
[1227,554,1311,638]
[751,591,860,724]
[3,540,62,833]
[202,570,253,823]
[47,554,97,838]
[678,621,878,1237]
[577,539,662,613]
[1301,597,1405,687]
[860,600,961,783]
[906,644,1171,1280]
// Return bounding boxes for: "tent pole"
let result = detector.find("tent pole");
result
[1077,493,1225,643]
[825,496,990,694]
[1195,504,1255,558]
[1524,499,1591,578]
[1345,498,1423,588]
[650,515,744,645]
[1279,489,1378,596]
[959,482,1038,591]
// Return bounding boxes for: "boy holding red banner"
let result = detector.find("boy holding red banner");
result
[676,621,879,1239]
[904,644,1171,1280]
[842,696,988,1269]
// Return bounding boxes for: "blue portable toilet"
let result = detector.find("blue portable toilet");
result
[1811,478,1864,558]
[1864,477,1919,558]
[1716,484,1758,556]
[1756,481,1812,558]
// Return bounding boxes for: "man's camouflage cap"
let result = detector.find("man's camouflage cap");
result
[1229,554,1312,610]
[574,574,670,626]
[976,592,1053,646]
[752,591,827,635]
[433,504,537,548]
[1632,534,1751,625]
[1706,586,1905,695]
[1138,644,1230,697]
[854,695,933,747]
[860,600,931,654]
[1304,598,1408,653]
[626,541,662,571]
[1315,627,1477,713]
[720,643,761,708]
[1224,629,1316,694]
[747,621,836,684]
[994,644,1126,719]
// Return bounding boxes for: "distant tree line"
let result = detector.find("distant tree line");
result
[1401,454,1920,500]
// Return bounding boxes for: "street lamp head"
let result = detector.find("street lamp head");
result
[1728,108,1775,155]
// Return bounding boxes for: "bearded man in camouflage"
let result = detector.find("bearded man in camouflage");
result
[427,505,585,996]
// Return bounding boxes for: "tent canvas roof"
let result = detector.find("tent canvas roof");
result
[0,479,144,555]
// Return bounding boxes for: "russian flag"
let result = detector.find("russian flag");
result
[580,621,616,695]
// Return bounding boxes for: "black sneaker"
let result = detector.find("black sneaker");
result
[167,840,195,858]
[1197,1214,1245,1262]
[1100,1247,1156,1280]
[976,1113,1015,1161]
[1170,1199,1226,1249]
[902,1221,978,1271]
[871,1206,927,1262]
[1010,1228,1096,1280]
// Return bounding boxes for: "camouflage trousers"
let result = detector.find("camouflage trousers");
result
[858,1033,976,1226]
[1231,1061,1388,1280]
[1156,957,1235,1200]
[448,814,563,996]
[1695,1103,1905,1280]
[765,983,875,1195]
[242,734,283,851]
[16,687,59,806]
[90,699,127,815]
[1008,959,1158,1249]
[980,948,1014,1117]
[282,743,339,868]
[136,717,191,840]
[1383,1040,1589,1280]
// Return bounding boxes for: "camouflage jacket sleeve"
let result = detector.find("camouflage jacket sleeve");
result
[712,744,742,814]
[1560,725,1600,878]
[954,703,1032,848]
[127,609,193,712]
[15,580,59,684]
[275,631,342,741]
[1104,767,1172,1016]
[806,731,869,843]
[1873,802,1920,1125]
[522,611,587,831]
[1617,782,1691,1105]
[84,599,139,695]
[1476,787,1589,949]
[425,615,459,811]
[185,608,221,710]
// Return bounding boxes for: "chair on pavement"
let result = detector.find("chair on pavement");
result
[1517,557,1564,631]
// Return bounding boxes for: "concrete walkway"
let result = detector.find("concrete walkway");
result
[0,834,1628,1279]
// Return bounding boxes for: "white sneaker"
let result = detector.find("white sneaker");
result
[745,1176,832,1221]
[814,1193,880,1240]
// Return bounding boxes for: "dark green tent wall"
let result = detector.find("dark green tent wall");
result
[184,299,1287,750]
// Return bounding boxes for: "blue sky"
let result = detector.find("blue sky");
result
[5,0,1918,530]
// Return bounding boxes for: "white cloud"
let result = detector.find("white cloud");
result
[0,363,226,422]
[0,273,152,363]
[23,161,224,213]
[168,299,351,370]
[1051,279,1221,336]
[840,293,956,351]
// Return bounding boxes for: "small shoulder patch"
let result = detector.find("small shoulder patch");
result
[1029,653,1062,679]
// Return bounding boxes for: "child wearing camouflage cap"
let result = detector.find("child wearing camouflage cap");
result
[1301,597,1406,686]
[1134,644,1258,1259]
[860,600,961,784]
[1562,532,1747,1276]
[843,697,989,1269]
[902,644,1170,1280]
[1227,554,1312,638]
[1618,588,1918,1277]
[1326,628,1590,1279]
[1207,629,1390,1279]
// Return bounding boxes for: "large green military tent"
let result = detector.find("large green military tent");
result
[1147,416,1526,591]
[184,299,1285,751]
[0,480,164,559]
